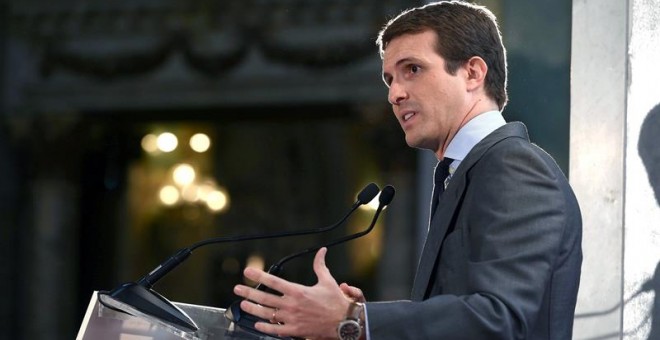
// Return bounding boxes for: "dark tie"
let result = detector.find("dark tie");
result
[430,157,453,220]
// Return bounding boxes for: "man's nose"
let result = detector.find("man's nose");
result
[388,82,407,105]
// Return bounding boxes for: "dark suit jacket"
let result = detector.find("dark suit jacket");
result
[366,122,582,339]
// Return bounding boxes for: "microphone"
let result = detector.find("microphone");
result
[269,185,395,277]
[225,185,396,339]
[97,183,380,333]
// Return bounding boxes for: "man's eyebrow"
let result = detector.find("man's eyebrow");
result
[395,57,416,66]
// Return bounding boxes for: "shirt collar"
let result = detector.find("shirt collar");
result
[443,110,506,162]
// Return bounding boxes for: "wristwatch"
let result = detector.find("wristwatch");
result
[337,301,364,340]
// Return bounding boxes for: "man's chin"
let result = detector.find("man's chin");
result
[404,136,427,150]
[404,137,417,149]
[405,139,439,156]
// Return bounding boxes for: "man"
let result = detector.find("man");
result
[233,1,582,339]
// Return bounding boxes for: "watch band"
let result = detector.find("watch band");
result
[346,301,364,322]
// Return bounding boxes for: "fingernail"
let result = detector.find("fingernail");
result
[234,285,243,295]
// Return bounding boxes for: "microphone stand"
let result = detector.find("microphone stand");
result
[226,185,396,339]
[97,183,380,334]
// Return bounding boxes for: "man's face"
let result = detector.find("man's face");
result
[382,30,468,154]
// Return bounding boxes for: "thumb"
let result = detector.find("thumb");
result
[313,247,337,285]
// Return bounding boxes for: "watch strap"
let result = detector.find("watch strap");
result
[346,301,363,321]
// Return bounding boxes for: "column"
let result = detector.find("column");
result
[571,0,660,338]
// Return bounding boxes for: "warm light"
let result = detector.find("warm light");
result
[181,185,199,202]
[159,185,180,205]
[246,255,265,271]
[206,189,228,212]
[157,132,178,152]
[190,133,211,153]
[141,134,158,153]
[244,254,266,285]
[172,164,196,186]
[196,181,216,201]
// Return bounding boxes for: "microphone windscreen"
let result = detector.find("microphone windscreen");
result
[379,185,396,205]
[357,183,380,204]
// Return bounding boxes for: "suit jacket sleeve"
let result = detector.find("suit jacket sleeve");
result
[365,138,579,339]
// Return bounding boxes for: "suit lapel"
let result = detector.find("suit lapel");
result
[411,172,465,300]
[410,122,529,301]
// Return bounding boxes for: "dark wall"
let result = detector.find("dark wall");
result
[502,0,572,175]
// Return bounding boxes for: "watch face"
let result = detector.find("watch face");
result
[338,320,362,340]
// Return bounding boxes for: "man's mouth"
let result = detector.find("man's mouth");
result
[403,112,416,121]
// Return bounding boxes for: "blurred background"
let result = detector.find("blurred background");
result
[0,0,571,338]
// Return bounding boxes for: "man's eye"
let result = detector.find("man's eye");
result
[410,65,420,73]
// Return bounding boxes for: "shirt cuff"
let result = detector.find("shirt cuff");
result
[363,303,371,340]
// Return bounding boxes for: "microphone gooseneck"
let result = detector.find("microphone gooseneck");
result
[98,183,380,333]
[226,185,396,340]
[138,183,379,289]
[268,185,396,277]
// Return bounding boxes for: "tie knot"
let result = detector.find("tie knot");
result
[440,157,453,167]
[440,157,454,173]
[435,157,454,184]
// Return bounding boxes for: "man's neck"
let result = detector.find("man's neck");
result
[436,100,499,160]
[440,110,506,162]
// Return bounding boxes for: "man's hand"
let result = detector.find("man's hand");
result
[233,247,354,339]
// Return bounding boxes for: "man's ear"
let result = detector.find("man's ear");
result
[465,56,488,92]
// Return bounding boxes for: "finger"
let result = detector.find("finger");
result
[312,247,336,284]
[254,320,297,338]
[339,282,354,297]
[253,314,323,339]
[243,267,301,296]
[238,299,280,323]
[233,284,284,309]
[339,283,365,302]
[339,283,361,296]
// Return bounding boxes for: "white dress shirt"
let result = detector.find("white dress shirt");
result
[443,110,506,172]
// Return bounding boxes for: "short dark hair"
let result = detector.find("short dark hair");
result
[377,1,508,110]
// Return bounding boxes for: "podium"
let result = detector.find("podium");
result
[77,292,279,340]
